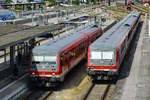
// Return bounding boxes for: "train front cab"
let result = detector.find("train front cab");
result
[28,37,88,86]
[87,48,118,80]
[28,51,63,86]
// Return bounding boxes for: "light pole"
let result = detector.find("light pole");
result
[32,3,34,26]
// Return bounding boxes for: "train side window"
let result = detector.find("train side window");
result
[128,32,131,40]
[60,55,64,66]
[121,40,126,54]
[65,53,68,63]
[69,52,72,59]
[76,47,78,56]
[77,47,79,55]
[117,50,119,61]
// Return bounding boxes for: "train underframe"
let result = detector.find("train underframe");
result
[30,75,63,87]
[87,69,119,80]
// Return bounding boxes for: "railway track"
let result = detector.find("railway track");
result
[20,88,54,100]
[83,83,115,100]
[38,91,53,100]
[16,20,116,100]
[0,9,116,100]
[0,25,35,37]
[132,5,150,14]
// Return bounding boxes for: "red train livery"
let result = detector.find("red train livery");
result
[28,24,102,86]
[87,10,141,80]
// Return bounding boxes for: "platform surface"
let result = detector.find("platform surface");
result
[112,15,150,100]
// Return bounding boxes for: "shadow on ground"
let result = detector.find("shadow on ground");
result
[118,21,143,80]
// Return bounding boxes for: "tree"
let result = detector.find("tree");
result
[86,0,89,4]
[76,0,80,5]
[93,0,97,4]
[6,0,12,4]
[27,0,34,2]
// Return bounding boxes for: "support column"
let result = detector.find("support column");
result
[21,44,23,56]
[34,4,36,10]
[23,4,24,10]
[10,46,15,67]
[24,42,26,57]
[125,0,127,7]
[25,42,29,55]
[29,39,35,49]
[25,42,29,65]
[4,49,6,64]
[15,4,16,9]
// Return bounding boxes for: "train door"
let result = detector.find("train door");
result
[64,52,68,71]
[67,51,70,69]
[60,55,64,72]
[68,51,72,69]
[117,49,120,66]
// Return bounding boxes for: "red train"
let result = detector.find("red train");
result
[87,11,141,80]
[28,24,103,86]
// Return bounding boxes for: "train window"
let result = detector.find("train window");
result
[72,50,75,57]
[69,52,72,60]
[117,50,119,62]
[128,31,131,40]
[60,56,63,66]
[77,47,79,55]
[82,43,84,49]
[121,40,126,54]
[69,52,71,57]
[65,53,68,63]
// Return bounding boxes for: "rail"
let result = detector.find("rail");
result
[83,83,113,100]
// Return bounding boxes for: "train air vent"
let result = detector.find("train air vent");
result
[105,37,109,40]
[125,24,130,27]
[93,25,98,27]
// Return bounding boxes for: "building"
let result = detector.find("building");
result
[0,0,6,4]
[11,0,28,4]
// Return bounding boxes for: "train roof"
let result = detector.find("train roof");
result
[32,24,100,56]
[90,10,140,50]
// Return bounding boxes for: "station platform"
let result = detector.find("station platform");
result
[112,15,150,100]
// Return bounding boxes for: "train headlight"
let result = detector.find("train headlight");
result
[52,73,55,76]
[32,72,35,75]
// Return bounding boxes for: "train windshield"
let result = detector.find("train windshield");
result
[31,56,57,70]
[89,51,115,65]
